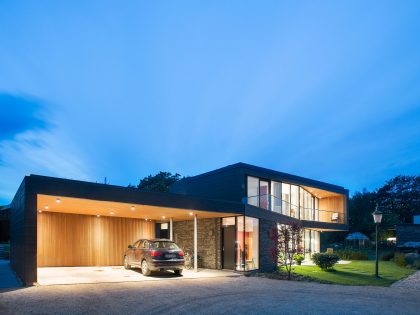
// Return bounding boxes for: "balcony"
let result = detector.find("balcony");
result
[246,194,345,224]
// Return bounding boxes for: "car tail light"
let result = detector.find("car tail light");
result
[179,251,184,257]
[151,251,163,257]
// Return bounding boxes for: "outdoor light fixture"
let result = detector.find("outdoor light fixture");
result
[110,211,114,215]
[372,208,383,224]
[162,216,166,219]
[96,215,100,218]
[44,205,49,210]
[131,206,135,211]
[372,207,383,278]
[38,210,42,213]
[56,198,61,203]
[189,212,193,216]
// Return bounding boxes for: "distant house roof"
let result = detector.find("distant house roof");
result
[345,232,369,241]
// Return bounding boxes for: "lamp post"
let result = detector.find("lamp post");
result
[372,207,383,278]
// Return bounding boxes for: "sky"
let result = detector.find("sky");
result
[1,1,420,204]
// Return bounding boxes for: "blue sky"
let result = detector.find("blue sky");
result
[1,1,420,204]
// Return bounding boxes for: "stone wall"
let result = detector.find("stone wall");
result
[259,219,277,272]
[173,218,222,269]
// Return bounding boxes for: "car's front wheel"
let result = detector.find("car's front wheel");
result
[124,256,131,270]
[141,260,151,276]
[174,269,183,276]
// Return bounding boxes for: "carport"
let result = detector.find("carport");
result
[9,175,245,285]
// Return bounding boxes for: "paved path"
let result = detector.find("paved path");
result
[391,270,420,289]
[0,260,21,289]
[1,276,419,314]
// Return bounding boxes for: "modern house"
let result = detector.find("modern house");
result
[9,162,348,285]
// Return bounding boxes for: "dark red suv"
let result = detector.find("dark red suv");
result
[124,239,185,276]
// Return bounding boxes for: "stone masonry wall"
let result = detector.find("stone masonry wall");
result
[259,218,277,272]
[173,218,222,269]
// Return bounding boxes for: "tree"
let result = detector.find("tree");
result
[376,175,420,225]
[269,222,303,280]
[136,171,182,193]
[348,189,376,235]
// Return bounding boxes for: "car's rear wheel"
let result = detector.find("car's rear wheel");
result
[174,269,183,276]
[141,260,151,276]
[124,256,131,270]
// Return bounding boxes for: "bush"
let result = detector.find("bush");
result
[293,253,305,265]
[312,253,340,270]
[394,253,407,267]
[380,252,395,261]
[335,249,368,260]
[413,260,420,270]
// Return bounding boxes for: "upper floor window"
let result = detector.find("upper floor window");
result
[247,176,269,210]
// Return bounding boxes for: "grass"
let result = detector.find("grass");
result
[292,261,415,286]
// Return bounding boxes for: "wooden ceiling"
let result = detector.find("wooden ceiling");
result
[37,194,237,222]
[301,186,344,199]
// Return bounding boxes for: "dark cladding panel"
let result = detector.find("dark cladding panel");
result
[170,166,245,203]
[10,178,27,284]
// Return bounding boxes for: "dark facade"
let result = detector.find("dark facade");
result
[8,163,348,285]
[396,224,420,246]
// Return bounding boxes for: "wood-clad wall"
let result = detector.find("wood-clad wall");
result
[37,212,155,267]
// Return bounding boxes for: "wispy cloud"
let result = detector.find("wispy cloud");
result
[0,93,90,203]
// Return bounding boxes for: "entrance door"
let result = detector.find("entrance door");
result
[223,225,235,269]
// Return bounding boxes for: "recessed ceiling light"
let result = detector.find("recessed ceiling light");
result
[56,198,61,203]
[162,216,165,219]
[44,205,49,210]
[131,206,135,211]
[97,214,100,218]
[38,210,42,213]
[189,212,193,216]
[145,218,148,221]
[110,211,114,215]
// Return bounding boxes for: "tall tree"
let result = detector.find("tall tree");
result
[348,189,376,235]
[376,175,420,225]
[136,172,182,193]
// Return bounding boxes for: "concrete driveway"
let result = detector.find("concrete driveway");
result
[1,276,419,314]
[37,266,239,285]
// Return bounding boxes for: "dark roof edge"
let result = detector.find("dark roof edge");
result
[177,162,348,193]
[26,174,246,207]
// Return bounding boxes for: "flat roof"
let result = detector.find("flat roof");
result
[180,162,348,194]
[24,174,244,220]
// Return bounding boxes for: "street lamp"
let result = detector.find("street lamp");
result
[372,207,383,278]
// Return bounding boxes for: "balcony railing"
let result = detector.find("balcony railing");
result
[246,194,345,224]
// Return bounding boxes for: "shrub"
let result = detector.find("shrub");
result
[293,253,305,265]
[380,252,395,261]
[335,249,368,260]
[413,260,420,270]
[312,253,340,270]
[394,253,407,267]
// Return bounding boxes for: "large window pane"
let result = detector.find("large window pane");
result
[282,183,290,216]
[259,181,269,210]
[290,185,299,218]
[245,217,259,270]
[247,177,259,207]
[236,216,245,271]
[271,181,281,213]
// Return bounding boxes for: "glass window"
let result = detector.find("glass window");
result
[271,181,281,213]
[247,177,259,207]
[282,183,290,216]
[151,241,180,250]
[236,216,245,271]
[245,217,259,270]
[259,181,269,210]
[290,185,299,218]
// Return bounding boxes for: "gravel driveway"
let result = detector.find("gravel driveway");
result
[1,276,419,315]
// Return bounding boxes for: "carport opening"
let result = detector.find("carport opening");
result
[36,194,237,283]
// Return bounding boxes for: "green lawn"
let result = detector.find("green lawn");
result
[292,261,415,286]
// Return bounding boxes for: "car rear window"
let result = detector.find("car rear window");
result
[151,241,179,250]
